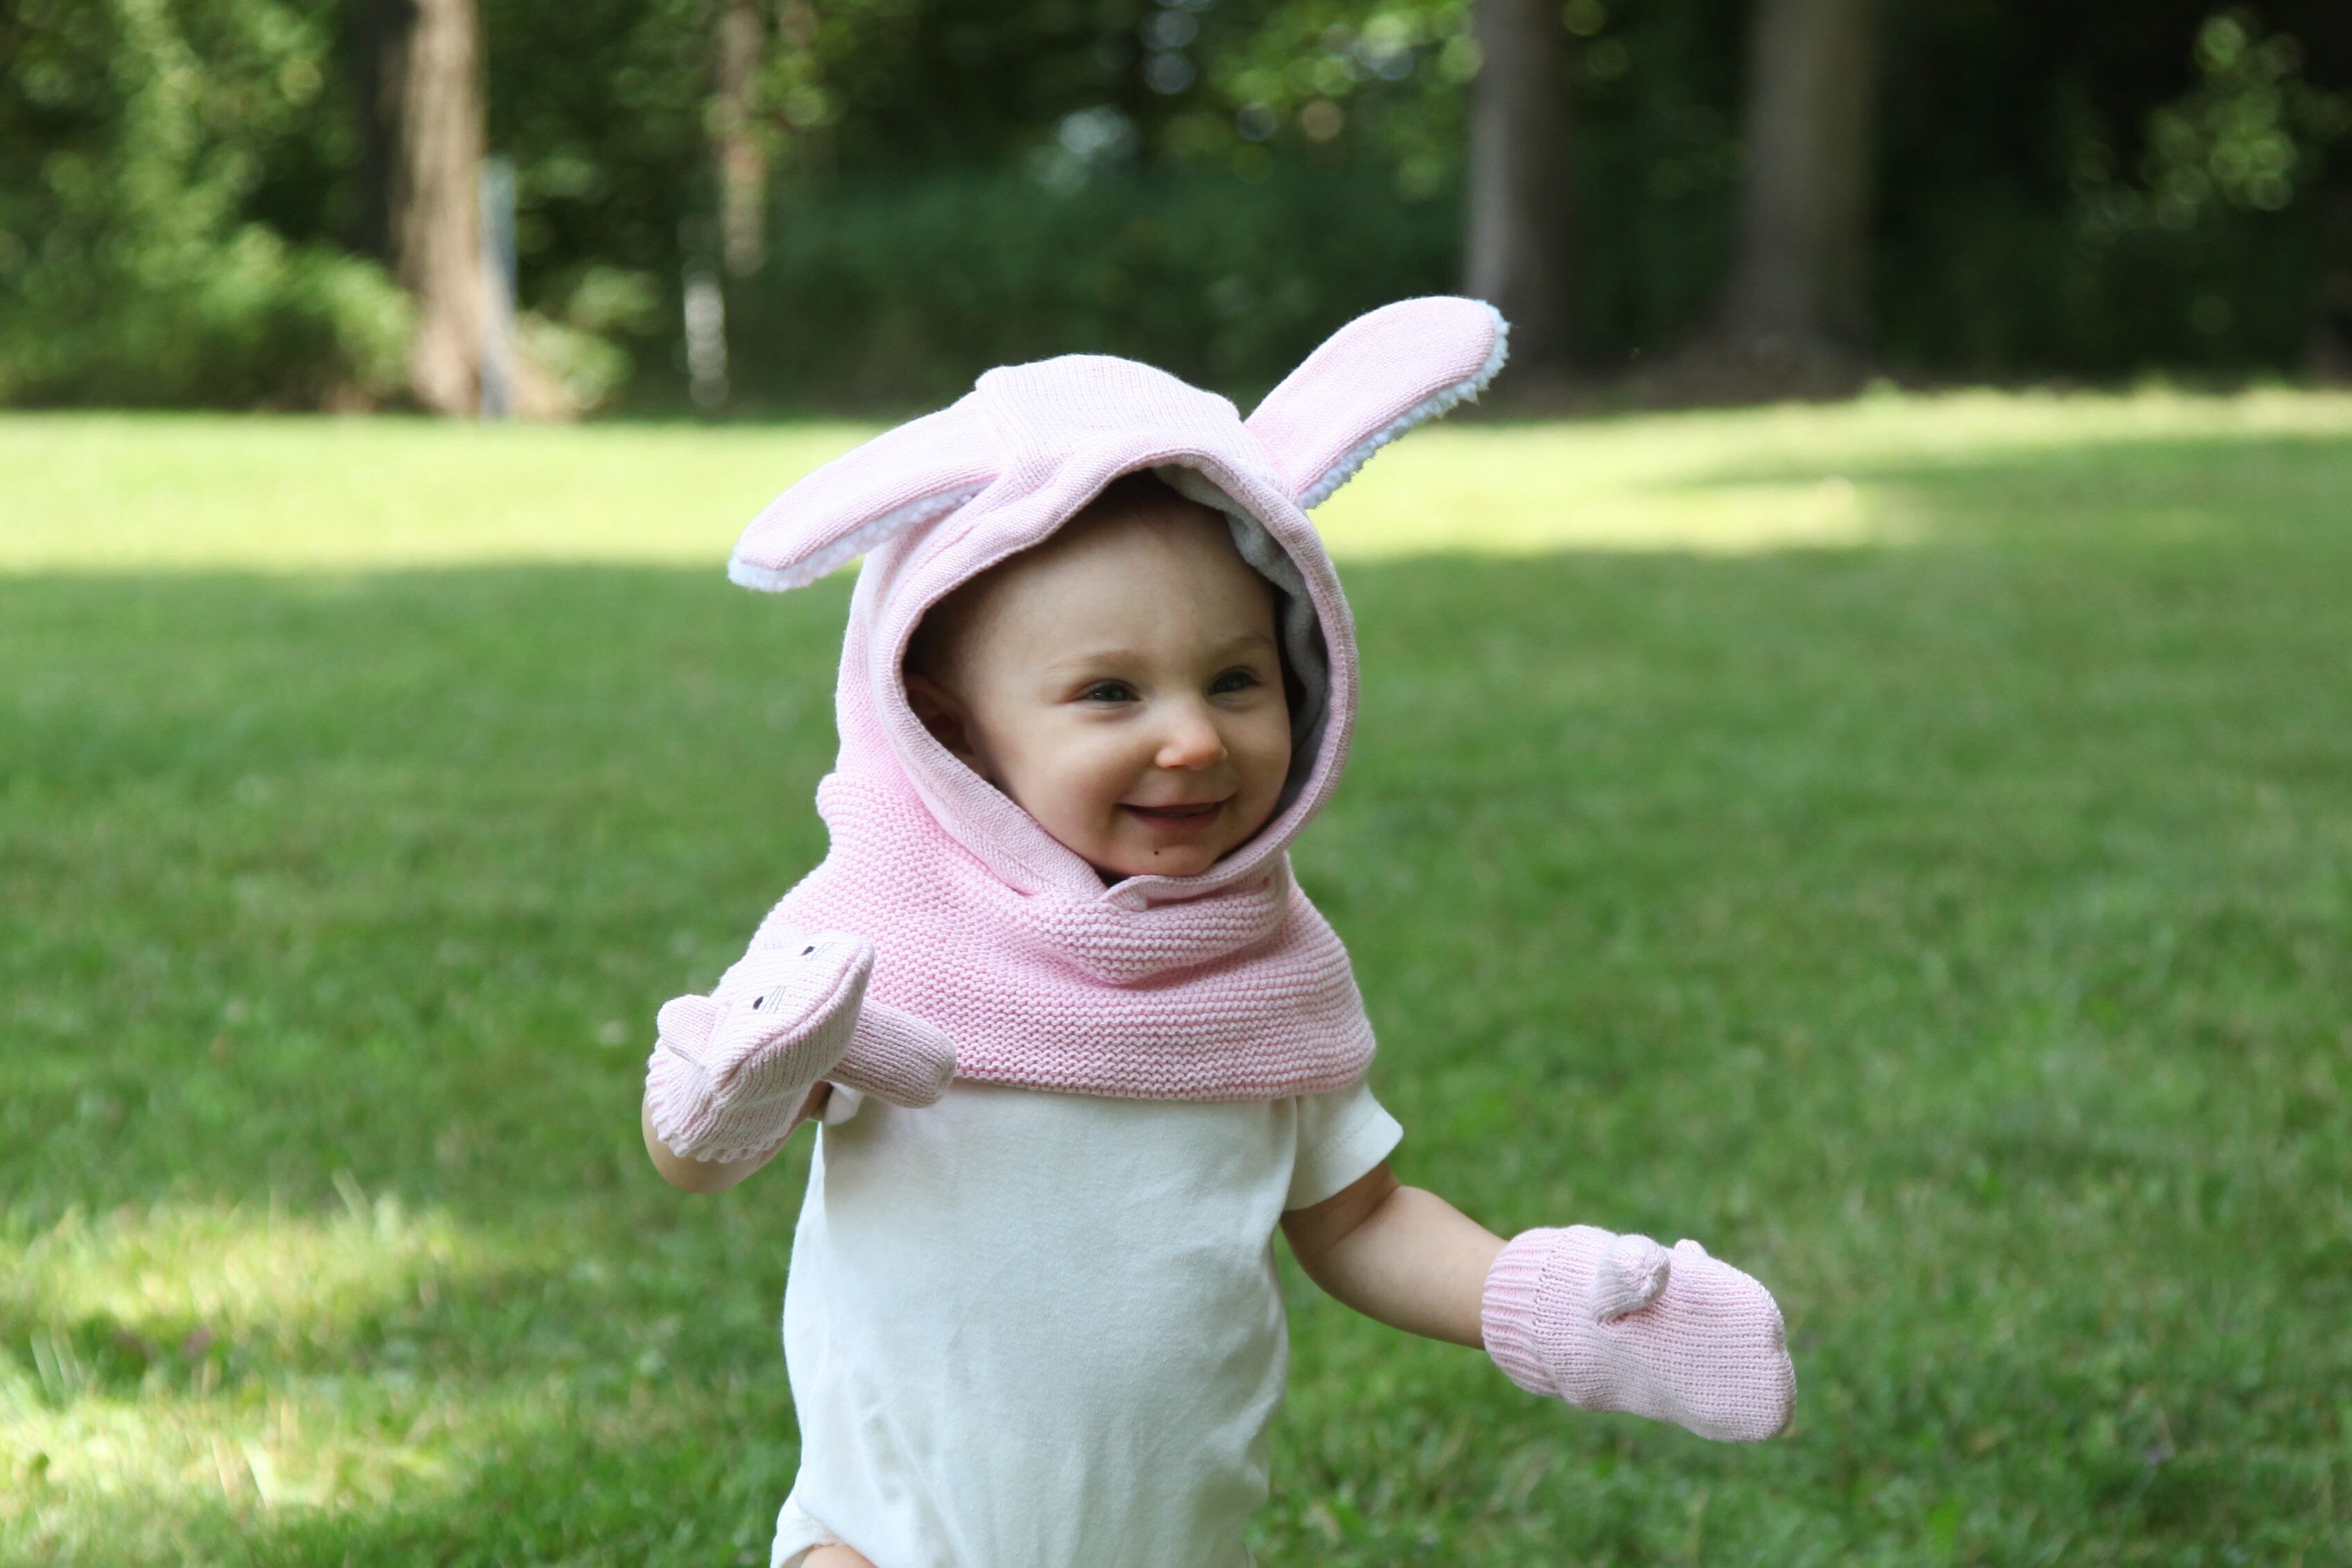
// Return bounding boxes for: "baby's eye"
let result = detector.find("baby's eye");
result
[1208,669,1260,696]
[1080,680,1138,703]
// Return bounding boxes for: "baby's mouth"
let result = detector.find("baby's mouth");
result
[1119,798,1227,829]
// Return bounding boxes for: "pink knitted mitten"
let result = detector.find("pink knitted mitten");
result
[1481,1225,1796,1442]
[644,931,956,1162]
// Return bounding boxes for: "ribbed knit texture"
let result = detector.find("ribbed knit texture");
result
[1481,1225,1797,1444]
[829,1000,961,1104]
[706,299,1507,1102]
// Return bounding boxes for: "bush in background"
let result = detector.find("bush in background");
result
[719,164,1455,410]
[1875,8,2352,377]
[0,0,411,406]
[642,0,2352,408]
[1,223,412,408]
[2,0,2348,410]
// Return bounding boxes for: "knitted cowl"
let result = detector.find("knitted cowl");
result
[723,297,1507,1101]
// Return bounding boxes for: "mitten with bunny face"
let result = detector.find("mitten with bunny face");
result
[1480,1225,1796,1442]
[644,931,956,1163]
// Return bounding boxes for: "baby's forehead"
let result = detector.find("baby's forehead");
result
[914,497,1276,672]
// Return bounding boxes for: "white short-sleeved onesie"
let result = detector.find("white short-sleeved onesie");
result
[769,1077,1402,1568]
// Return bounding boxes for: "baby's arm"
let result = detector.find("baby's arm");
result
[1280,1162,1504,1346]
[802,1548,874,1567]
[639,1086,825,1193]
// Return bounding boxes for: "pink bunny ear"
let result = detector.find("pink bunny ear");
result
[728,398,999,592]
[1246,296,1508,508]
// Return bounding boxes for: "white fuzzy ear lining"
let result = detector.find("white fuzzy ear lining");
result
[729,483,988,594]
[1244,296,1510,510]
[727,398,999,594]
[1296,316,1508,508]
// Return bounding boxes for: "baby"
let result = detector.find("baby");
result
[639,299,1795,1567]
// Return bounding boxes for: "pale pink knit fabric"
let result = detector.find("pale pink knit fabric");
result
[1482,1225,1797,1442]
[644,933,957,1162]
[722,298,1507,1100]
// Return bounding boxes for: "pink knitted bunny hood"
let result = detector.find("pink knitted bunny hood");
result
[728,297,1507,1101]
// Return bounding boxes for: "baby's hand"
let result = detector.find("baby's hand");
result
[1480,1225,1795,1442]
[643,931,956,1163]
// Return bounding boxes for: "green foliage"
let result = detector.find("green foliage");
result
[1880,5,2352,377]
[721,164,1456,408]
[1181,0,1476,193]
[3,397,2351,1560]
[479,0,716,313]
[2139,9,2352,219]
[3,0,2350,406]
[712,0,2352,390]
[0,0,411,406]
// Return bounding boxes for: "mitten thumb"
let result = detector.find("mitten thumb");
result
[1591,1232,1673,1323]
[655,993,722,1057]
[828,1001,957,1108]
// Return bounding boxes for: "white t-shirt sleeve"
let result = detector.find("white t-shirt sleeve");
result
[1284,1078,1403,1212]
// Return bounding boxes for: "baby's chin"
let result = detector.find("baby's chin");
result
[1080,812,1278,881]
[1087,844,1226,881]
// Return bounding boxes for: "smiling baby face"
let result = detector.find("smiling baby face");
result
[904,474,1294,881]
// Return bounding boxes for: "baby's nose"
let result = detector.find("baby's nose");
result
[1154,709,1229,770]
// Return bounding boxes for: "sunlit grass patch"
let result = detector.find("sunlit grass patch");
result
[3,1363,472,1521]
[2,1182,491,1370]
[0,415,870,576]
[0,1354,746,1562]
[0,1191,513,1552]
[6,387,2349,576]
[0,1185,791,1562]
[1308,386,2352,556]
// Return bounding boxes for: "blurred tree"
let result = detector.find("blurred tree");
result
[350,0,409,264]
[1873,0,2351,377]
[713,0,766,276]
[1463,0,1574,376]
[1715,0,1878,377]
[0,0,410,406]
[3,0,2348,407]
[393,0,487,413]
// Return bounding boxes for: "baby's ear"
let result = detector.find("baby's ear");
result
[1245,297,1508,510]
[902,671,982,770]
[729,398,999,592]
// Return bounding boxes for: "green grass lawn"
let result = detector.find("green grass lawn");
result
[4,390,2349,1565]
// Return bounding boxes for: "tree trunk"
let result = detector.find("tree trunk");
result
[391,0,486,415]
[348,0,410,264]
[1463,0,1574,375]
[714,0,766,277]
[1719,0,1878,358]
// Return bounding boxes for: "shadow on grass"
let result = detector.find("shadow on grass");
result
[5,431,2349,1563]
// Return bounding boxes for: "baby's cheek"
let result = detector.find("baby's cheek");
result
[1235,719,1294,822]
[1030,736,1144,850]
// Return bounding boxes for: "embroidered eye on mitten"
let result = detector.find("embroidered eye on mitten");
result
[1480,1225,1796,1442]
[643,931,956,1163]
